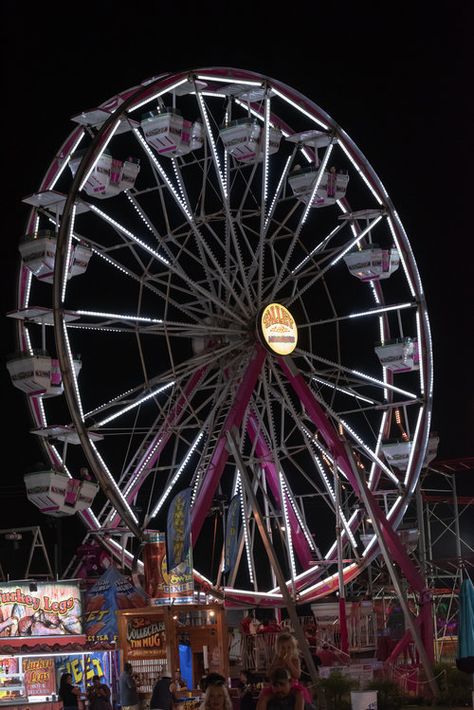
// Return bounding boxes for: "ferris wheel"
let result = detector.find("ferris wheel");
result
[10,67,436,606]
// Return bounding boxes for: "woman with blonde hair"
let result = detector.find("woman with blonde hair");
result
[200,678,233,710]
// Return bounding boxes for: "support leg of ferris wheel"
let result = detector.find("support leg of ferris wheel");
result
[225,428,320,690]
[278,356,438,695]
[191,346,267,542]
[344,441,439,698]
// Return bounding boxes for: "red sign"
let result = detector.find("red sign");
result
[23,657,55,697]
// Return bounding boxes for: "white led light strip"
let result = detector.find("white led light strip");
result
[340,418,400,485]
[150,430,205,518]
[95,381,174,427]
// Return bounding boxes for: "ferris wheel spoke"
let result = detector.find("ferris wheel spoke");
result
[297,301,416,329]
[132,124,251,319]
[269,142,335,302]
[69,309,245,338]
[196,90,257,311]
[296,348,418,401]
[286,213,384,306]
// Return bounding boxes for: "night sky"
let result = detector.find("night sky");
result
[1,3,472,581]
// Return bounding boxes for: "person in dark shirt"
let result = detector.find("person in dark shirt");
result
[58,673,80,710]
[257,669,303,710]
[150,670,179,710]
[239,670,256,710]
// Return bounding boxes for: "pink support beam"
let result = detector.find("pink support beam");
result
[280,355,434,661]
[247,412,315,570]
[123,366,208,507]
[278,357,360,496]
[191,346,266,542]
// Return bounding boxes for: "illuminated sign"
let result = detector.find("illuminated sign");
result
[125,614,167,658]
[259,303,298,355]
[0,582,82,637]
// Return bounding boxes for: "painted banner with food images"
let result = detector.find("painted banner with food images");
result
[0,581,81,637]
[84,566,146,646]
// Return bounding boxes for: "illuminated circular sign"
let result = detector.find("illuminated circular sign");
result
[259,303,298,356]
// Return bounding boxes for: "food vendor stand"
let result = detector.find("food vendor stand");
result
[117,603,228,709]
[0,580,86,708]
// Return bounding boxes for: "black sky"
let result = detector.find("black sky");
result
[1,3,472,578]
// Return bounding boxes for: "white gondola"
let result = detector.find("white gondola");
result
[374,337,419,372]
[288,166,349,207]
[140,109,203,157]
[69,150,140,198]
[344,247,400,281]
[382,434,439,470]
[19,229,92,284]
[219,119,281,162]
[24,470,99,517]
[6,351,82,397]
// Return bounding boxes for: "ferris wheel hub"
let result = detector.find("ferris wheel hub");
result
[257,303,298,356]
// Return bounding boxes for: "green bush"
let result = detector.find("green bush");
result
[366,678,406,709]
[433,662,472,707]
[318,671,358,710]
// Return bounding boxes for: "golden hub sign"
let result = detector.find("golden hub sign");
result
[259,303,298,355]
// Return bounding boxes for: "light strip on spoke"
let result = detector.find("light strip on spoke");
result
[264,155,292,231]
[90,441,139,524]
[312,376,376,405]
[61,319,84,421]
[196,92,227,197]
[95,381,174,427]
[349,302,413,319]
[368,410,388,488]
[77,309,163,323]
[404,406,424,488]
[238,477,255,584]
[150,430,204,518]
[329,215,383,267]
[348,367,417,400]
[291,223,345,275]
[280,476,315,552]
[88,203,170,265]
[340,418,400,485]
[279,472,297,581]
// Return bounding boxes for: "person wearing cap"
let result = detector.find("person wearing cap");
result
[256,669,304,710]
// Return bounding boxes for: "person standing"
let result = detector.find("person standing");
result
[120,662,139,710]
[58,672,81,710]
[87,674,112,710]
[150,669,178,710]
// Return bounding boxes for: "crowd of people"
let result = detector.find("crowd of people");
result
[59,627,341,710]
